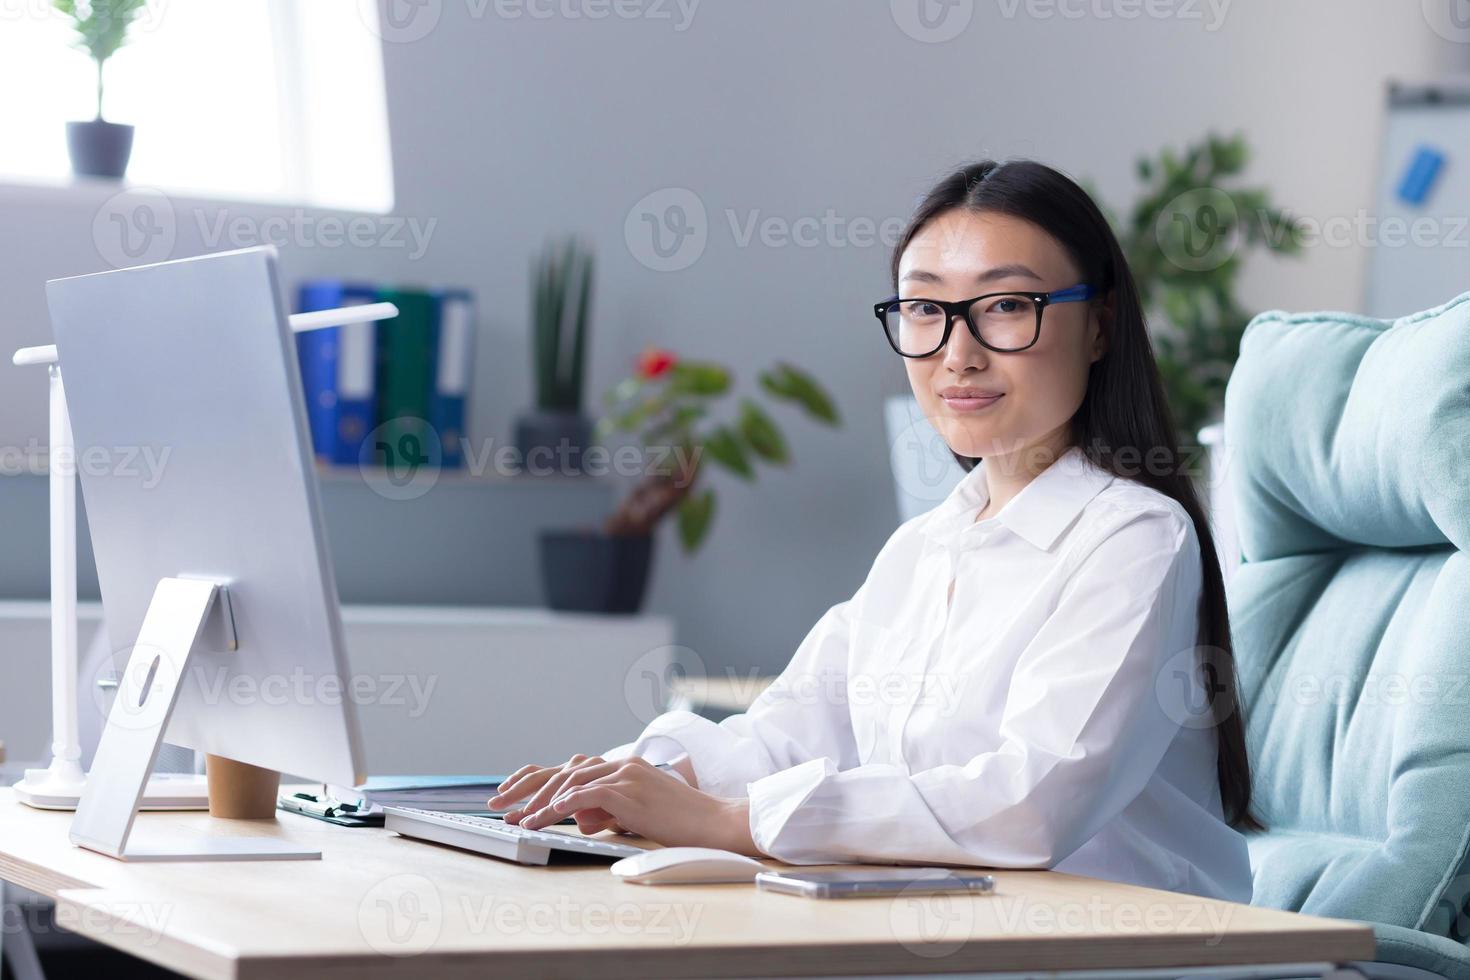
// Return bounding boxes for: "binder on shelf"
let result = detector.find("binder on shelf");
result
[373,288,438,469]
[296,280,378,465]
[432,289,475,469]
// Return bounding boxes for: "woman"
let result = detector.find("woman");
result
[490,159,1258,902]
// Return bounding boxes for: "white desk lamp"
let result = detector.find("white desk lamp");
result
[9,301,397,811]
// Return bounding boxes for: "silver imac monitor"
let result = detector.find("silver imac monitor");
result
[46,246,366,861]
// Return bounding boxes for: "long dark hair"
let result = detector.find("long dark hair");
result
[891,159,1260,831]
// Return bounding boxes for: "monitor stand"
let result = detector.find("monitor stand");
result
[69,578,321,862]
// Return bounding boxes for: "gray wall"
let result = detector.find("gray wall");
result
[0,1,1462,677]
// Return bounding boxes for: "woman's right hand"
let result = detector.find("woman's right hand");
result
[488,754,629,835]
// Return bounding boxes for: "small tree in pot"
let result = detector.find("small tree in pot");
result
[514,237,595,472]
[55,0,148,179]
[538,347,839,613]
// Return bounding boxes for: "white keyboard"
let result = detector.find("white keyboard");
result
[383,806,646,865]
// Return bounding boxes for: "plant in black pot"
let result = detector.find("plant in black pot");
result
[538,347,839,614]
[514,238,594,474]
[55,0,148,180]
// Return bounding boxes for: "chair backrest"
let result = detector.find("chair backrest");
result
[1223,291,1470,937]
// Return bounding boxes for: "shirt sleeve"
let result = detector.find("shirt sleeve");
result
[600,597,860,800]
[745,505,1202,867]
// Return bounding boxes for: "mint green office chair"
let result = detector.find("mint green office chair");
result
[1222,292,1470,980]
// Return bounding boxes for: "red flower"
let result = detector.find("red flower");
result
[636,347,677,379]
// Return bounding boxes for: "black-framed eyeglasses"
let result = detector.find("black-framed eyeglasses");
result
[873,284,1096,357]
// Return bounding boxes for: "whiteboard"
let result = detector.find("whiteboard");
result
[1365,82,1470,319]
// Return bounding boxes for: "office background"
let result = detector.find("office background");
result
[0,0,1463,685]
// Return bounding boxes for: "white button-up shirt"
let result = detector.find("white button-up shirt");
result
[607,445,1253,903]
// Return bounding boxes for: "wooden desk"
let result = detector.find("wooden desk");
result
[0,789,1374,979]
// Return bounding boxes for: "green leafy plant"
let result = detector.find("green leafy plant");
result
[599,348,839,553]
[531,237,593,413]
[54,0,148,120]
[1103,132,1305,437]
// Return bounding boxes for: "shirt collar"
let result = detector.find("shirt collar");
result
[920,445,1116,552]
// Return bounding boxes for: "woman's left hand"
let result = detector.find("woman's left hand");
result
[503,757,762,856]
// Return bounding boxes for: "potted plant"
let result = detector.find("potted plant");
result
[538,347,839,613]
[1104,132,1304,438]
[514,238,594,473]
[55,0,148,179]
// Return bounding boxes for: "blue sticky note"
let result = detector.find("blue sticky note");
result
[1397,145,1445,206]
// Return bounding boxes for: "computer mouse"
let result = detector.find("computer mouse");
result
[610,847,766,884]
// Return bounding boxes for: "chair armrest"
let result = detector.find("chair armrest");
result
[1368,921,1470,980]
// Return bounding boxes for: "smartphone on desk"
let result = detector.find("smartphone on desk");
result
[754,867,996,899]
